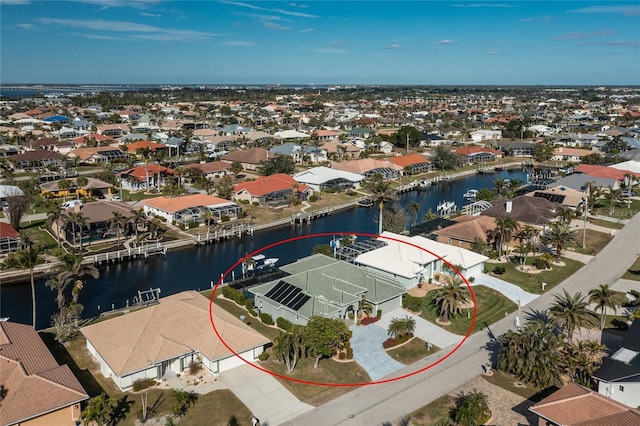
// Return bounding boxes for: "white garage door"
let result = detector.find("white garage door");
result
[218,350,253,372]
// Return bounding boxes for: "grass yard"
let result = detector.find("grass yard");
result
[261,355,369,406]
[593,198,640,219]
[40,332,254,425]
[386,337,439,365]
[480,370,541,400]
[568,229,613,256]
[18,220,58,250]
[486,257,584,294]
[412,285,517,335]
[588,218,625,229]
[408,393,455,425]
[622,256,640,281]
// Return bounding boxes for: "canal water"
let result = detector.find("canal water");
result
[0,170,527,329]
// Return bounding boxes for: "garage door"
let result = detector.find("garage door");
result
[218,350,252,372]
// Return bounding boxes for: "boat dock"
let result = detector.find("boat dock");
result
[92,243,167,265]
[193,223,254,246]
[291,206,336,225]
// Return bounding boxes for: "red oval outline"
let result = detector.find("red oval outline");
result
[209,232,477,387]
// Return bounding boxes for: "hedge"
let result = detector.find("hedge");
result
[276,317,293,331]
[259,312,274,325]
[222,286,246,305]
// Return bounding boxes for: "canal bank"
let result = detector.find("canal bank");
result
[0,169,529,329]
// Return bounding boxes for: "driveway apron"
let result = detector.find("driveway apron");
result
[349,323,405,381]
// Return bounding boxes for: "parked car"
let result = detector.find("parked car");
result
[62,199,83,209]
[111,195,121,201]
[621,190,637,197]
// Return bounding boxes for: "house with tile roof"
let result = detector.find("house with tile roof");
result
[431,215,500,251]
[593,319,640,408]
[481,195,563,228]
[7,150,66,171]
[0,222,22,255]
[39,177,114,199]
[233,173,312,206]
[96,123,130,137]
[0,321,89,426]
[118,164,174,191]
[529,382,640,426]
[249,254,405,326]
[552,147,594,162]
[331,158,402,180]
[80,290,270,391]
[353,232,488,289]
[293,166,364,192]
[125,140,168,156]
[387,153,433,175]
[68,146,128,165]
[180,161,232,179]
[221,148,274,171]
[455,146,503,165]
[469,130,502,142]
[143,193,242,226]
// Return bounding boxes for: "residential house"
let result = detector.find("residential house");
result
[0,222,21,255]
[312,129,340,141]
[143,193,242,226]
[552,147,594,162]
[250,254,405,326]
[575,164,639,181]
[96,124,130,137]
[293,166,363,192]
[529,382,640,426]
[233,173,312,206]
[431,215,499,251]
[273,129,311,140]
[469,130,502,142]
[40,177,114,199]
[221,148,274,172]
[331,158,402,180]
[26,138,75,155]
[270,142,328,164]
[593,319,640,408]
[353,232,488,289]
[68,147,128,165]
[550,173,619,192]
[496,141,535,157]
[118,164,174,191]
[321,140,362,160]
[526,185,586,210]
[244,131,274,146]
[0,321,89,426]
[180,161,232,179]
[81,290,269,391]
[455,146,503,165]
[125,140,169,157]
[387,153,433,175]
[481,196,564,228]
[7,150,66,171]
[347,127,374,139]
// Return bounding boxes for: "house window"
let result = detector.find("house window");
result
[619,385,624,392]
[448,238,452,245]
[459,241,463,246]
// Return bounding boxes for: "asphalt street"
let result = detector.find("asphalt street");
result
[283,211,640,426]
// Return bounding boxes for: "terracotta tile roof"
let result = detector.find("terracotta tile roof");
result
[233,173,308,196]
[387,153,430,168]
[181,161,231,174]
[576,164,640,180]
[455,146,502,155]
[143,194,235,213]
[221,148,274,164]
[331,158,402,174]
[72,133,114,144]
[529,382,640,426]
[80,291,270,376]
[321,140,360,153]
[121,164,174,181]
[0,322,88,425]
[69,146,125,161]
[126,140,167,152]
[553,147,594,157]
[432,215,497,243]
[481,195,563,226]
[0,222,20,239]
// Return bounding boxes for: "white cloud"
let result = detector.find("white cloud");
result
[0,0,30,4]
[437,39,457,45]
[71,0,162,10]
[222,1,317,18]
[313,48,345,54]
[16,23,34,29]
[217,40,255,46]
[486,49,499,55]
[570,5,640,16]
[140,12,162,18]
[263,21,291,30]
[385,44,402,49]
[72,32,122,40]
[300,28,315,33]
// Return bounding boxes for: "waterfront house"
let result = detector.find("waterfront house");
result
[353,232,488,289]
[249,254,405,326]
[80,291,269,391]
[221,148,274,172]
[269,142,328,164]
[331,158,402,180]
[455,146,503,165]
[143,193,242,226]
[118,164,174,191]
[233,173,312,206]
[593,319,640,408]
[430,215,500,251]
[552,147,594,162]
[68,146,128,165]
[480,196,564,228]
[0,321,89,426]
[0,222,22,255]
[387,153,433,175]
[529,382,640,426]
[469,130,502,142]
[293,166,364,192]
[525,186,586,210]
[6,150,66,171]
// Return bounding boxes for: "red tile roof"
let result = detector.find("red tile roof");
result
[234,173,308,196]
[455,146,502,155]
[121,164,174,180]
[143,193,234,213]
[387,153,430,168]
[575,164,640,180]
[0,222,20,239]
[126,141,167,152]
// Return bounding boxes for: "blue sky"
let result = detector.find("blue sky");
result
[1,1,639,85]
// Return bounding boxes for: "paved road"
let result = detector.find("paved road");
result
[283,212,640,426]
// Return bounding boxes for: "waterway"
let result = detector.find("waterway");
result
[0,170,527,329]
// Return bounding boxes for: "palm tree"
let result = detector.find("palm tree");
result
[494,216,519,258]
[80,393,116,426]
[493,178,506,197]
[129,209,147,242]
[45,270,73,310]
[548,290,599,342]
[62,211,88,251]
[365,173,397,234]
[15,243,42,327]
[109,211,127,247]
[357,295,373,319]
[272,327,305,373]
[388,315,417,339]
[408,201,421,227]
[432,275,470,323]
[588,284,625,330]
[452,389,491,426]
[46,205,63,247]
[541,222,575,258]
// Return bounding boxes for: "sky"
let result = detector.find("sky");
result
[1,1,639,85]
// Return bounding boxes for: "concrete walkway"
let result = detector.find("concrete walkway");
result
[563,249,594,264]
[475,272,539,305]
[219,363,313,426]
[376,308,463,349]
[349,323,405,381]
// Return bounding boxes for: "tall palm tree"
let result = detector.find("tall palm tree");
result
[129,209,147,242]
[15,243,42,327]
[408,201,421,227]
[453,389,491,426]
[432,275,470,323]
[46,205,63,247]
[607,187,621,215]
[109,211,127,248]
[555,207,574,226]
[63,211,88,252]
[494,216,519,258]
[548,290,599,342]
[493,178,506,197]
[365,173,397,234]
[45,270,73,310]
[588,284,625,330]
[541,222,575,258]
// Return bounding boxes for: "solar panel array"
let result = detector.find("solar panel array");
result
[264,281,310,311]
[534,192,566,204]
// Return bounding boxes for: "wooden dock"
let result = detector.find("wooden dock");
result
[92,243,167,265]
[291,206,336,225]
[194,223,254,246]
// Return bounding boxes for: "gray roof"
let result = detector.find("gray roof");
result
[550,174,617,191]
[250,254,405,319]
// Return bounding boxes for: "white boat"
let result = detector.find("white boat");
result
[246,254,279,271]
[437,200,457,216]
[463,189,478,199]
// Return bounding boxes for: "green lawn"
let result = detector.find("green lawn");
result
[261,355,369,406]
[480,369,541,399]
[18,220,58,250]
[212,295,281,341]
[568,229,613,256]
[408,393,455,425]
[587,218,625,229]
[622,256,640,281]
[386,337,439,365]
[485,257,584,294]
[410,285,517,335]
[40,331,254,425]
[593,198,640,219]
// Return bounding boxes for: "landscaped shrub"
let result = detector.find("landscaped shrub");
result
[276,317,293,331]
[346,347,353,359]
[221,215,230,222]
[177,223,185,230]
[188,360,203,375]
[252,201,259,206]
[468,276,475,283]
[339,352,346,360]
[237,211,247,219]
[403,295,423,312]
[309,195,318,202]
[324,187,337,193]
[132,378,156,391]
[382,333,413,349]
[222,286,246,305]
[248,308,258,317]
[493,266,506,275]
[245,300,254,311]
[258,351,269,362]
[376,309,382,319]
[360,316,379,326]
[347,311,355,320]
[259,312,274,325]
[188,222,199,229]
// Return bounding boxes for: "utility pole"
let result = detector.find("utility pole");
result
[583,184,590,249]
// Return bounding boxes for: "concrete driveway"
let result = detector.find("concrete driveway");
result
[475,272,539,306]
[376,308,463,349]
[220,363,312,426]
[349,323,405,381]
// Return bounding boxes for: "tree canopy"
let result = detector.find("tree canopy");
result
[258,155,296,176]
[304,316,350,368]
